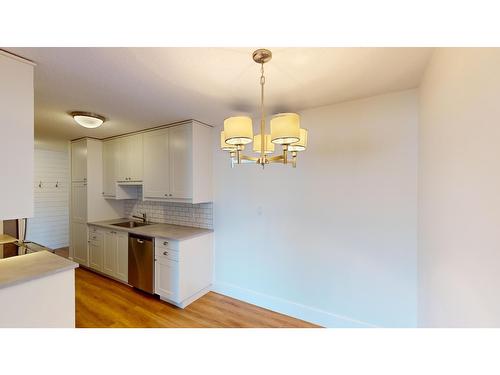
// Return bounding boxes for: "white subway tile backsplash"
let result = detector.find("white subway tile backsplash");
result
[124,200,213,229]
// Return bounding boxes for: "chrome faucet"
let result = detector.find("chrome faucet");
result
[132,212,147,223]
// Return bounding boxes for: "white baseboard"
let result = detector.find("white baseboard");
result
[212,281,377,328]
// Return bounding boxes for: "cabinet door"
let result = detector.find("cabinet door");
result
[89,238,103,272]
[169,124,193,199]
[155,258,179,301]
[143,128,170,199]
[71,221,88,265]
[102,139,117,197]
[71,182,87,222]
[115,137,128,182]
[115,231,128,282]
[103,231,117,277]
[71,139,87,182]
[128,134,143,181]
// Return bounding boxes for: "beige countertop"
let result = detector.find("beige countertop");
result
[0,234,17,245]
[87,218,213,241]
[0,251,78,290]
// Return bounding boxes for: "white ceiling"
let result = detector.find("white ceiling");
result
[5,47,433,141]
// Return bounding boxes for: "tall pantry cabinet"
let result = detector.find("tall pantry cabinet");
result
[70,138,123,265]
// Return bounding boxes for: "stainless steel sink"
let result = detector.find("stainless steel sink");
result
[111,221,151,228]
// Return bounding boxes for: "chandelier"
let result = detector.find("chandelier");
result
[220,49,308,168]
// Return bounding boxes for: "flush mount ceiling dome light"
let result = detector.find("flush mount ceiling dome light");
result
[220,49,308,168]
[71,111,106,128]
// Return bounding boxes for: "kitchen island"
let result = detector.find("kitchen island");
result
[0,251,78,327]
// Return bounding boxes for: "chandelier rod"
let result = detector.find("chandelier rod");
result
[260,62,265,166]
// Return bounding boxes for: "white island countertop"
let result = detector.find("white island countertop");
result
[0,251,78,290]
[88,218,213,241]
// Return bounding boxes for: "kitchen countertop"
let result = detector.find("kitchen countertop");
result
[88,218,213,241]
[0,251,78,290]
[0,234,17,245]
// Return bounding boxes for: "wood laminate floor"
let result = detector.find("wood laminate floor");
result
[76,267,319,328]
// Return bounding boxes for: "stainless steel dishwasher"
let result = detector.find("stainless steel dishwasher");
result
[128,233,154,294]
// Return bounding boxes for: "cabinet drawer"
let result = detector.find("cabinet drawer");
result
[155,247,179,262]
[155,238,180,251]
[89,232,103,243]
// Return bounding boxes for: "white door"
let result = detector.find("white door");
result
[115,231,129,282]
[103,230,117,277]
[155,258,179,300]
[169,124,192,199]
[71,139,87,182]
[71,182,87,222]
[102,139,117,197]
[143,128,170,199]
[128,134,143,181]
[71,221,88,265]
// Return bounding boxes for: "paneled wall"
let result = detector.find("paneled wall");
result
[27,147,70,249]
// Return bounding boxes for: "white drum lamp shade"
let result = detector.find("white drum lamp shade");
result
[220,131,237,151]
[270,113,300,145]
[253,134,275,154]
[224,116,253,145]
[288,128,308,151]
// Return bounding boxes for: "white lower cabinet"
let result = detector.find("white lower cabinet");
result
[155,257,179,300]
[72,222,88,265]
[102,230,117,277]
[88,227,104,272]
[89,226,128,283]
[154,233,213,308]
[115,232,129,282]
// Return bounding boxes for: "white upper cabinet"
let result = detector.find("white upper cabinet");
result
[71,139,87,182]
[0,52,34,220]
[143,128,170,199]
[116,134,143,182]
[169,123,193,199]
[102,139,118,197]
[142,121,212,203]
[101,120,212,203]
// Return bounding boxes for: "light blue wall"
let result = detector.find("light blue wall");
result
[213,90,418,327]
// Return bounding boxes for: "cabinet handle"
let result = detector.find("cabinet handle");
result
[163,251,168,256]
[169,194,172,197]
[163,241,168,245]
[137,239,144,244]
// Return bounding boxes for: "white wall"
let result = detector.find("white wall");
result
[26,142,70,249]
[213,90,418,327]
[0,51,34,220]
[418,48,500,327]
